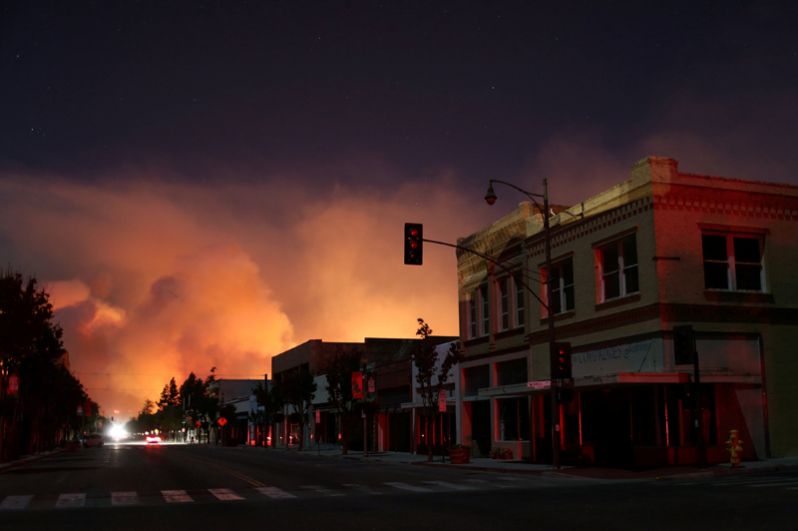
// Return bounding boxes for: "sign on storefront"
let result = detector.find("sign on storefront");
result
[572,339,663,378]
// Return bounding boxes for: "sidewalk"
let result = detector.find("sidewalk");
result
[284,443,798,480]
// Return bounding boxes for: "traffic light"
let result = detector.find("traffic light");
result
[673,325,696,365]
[404,223,423,265]
[551,342,572,380]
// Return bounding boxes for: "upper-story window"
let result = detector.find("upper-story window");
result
[496,273,525,331]
[595,233,639,302]
[480,283,490,335]
[702,232,765,291]
[514,272,525,327]
[466,282,491,338]
[550,258,575,315]
[468,293,478,338]
[497,276,510,330]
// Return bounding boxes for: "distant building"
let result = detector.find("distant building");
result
[271,335,455,453]
[213,378,263,446]
[457,157,798,466]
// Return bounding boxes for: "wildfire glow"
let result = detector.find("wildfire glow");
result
[0,171,485,418]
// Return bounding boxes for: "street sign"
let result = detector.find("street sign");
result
[526,380,551,390]
[8,374,18,395]
[351,371,364,399]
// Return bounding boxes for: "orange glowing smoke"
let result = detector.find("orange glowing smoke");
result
[0,170,494,418]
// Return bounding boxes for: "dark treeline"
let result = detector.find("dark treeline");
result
[0,270,99,462]
[128,370,221,443]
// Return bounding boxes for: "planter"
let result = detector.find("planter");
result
[449,447,471,464]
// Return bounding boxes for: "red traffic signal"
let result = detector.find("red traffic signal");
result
[404,223,423,265]
[550,342,572,380]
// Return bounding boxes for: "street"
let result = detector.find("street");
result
[0,443,796,531]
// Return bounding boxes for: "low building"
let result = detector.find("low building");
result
[457,156,798,466]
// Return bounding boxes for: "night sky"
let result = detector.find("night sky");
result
[2,1,797,416]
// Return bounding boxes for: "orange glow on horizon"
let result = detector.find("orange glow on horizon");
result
[1,171,481,417]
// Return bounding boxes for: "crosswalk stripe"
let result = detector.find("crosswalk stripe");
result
[342,483,382,495]
[256,486,297,499]
[300,485,345,497]
[111,491,138,506]
[423,480,474,491]
[162,490,193,503]
[1,495,34,510]
[55,493,86,508]
[748,480,798,488]
[384,481,434,493]
[209,488,245,501]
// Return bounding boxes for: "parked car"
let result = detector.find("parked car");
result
[82,433,104,448]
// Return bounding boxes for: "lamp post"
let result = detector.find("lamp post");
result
[485,178,561,469]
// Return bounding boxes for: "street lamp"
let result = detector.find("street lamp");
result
[484,178,561,469]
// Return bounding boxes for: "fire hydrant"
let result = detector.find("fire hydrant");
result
[726,429,743,467]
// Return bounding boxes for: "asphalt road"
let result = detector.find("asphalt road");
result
[0,442,795,531]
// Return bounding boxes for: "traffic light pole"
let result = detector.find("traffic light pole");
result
[541,179,561,469]
[409,177,562,468]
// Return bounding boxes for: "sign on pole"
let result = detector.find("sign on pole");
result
[8,374,19,395]
[351,372,364,399]
[438,389,447,413]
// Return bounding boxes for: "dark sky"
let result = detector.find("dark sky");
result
[3,1,798,189]
[2,1,798,415]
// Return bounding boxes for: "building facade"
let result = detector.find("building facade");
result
[456,157,798,466]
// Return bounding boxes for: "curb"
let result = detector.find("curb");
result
[0,448,64,473]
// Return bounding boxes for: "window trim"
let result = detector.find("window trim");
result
[701,230,767,293]
[495,271,526,331]
[594,232,640,304]
[540,255,575,318]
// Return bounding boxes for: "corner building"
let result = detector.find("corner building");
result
[456,157,798,467]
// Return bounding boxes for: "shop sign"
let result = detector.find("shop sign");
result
[572,339,663,378]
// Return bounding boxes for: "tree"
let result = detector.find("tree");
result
[178,369,219,443]
[274,365,316,450]
[156,377,182,439]
[414,318,461,461]
[253,381,282,448]
[323,347,363,454]
[1,270,93,462]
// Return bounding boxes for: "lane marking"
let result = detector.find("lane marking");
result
[256,486,297,499]
[55,493,86,509]
[209,488,245,501]
[111,491,139,506]
[384,481,433,493]
[162,489,193,503]
[1,495,34,510]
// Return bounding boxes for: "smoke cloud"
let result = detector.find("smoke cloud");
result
[0,169,491,418]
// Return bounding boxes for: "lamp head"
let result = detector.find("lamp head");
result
[484,183,497,205]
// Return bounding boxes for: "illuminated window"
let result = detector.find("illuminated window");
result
[596,234,638,302]
[702,233,765,291]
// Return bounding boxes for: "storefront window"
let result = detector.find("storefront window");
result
[498,397,529,441]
